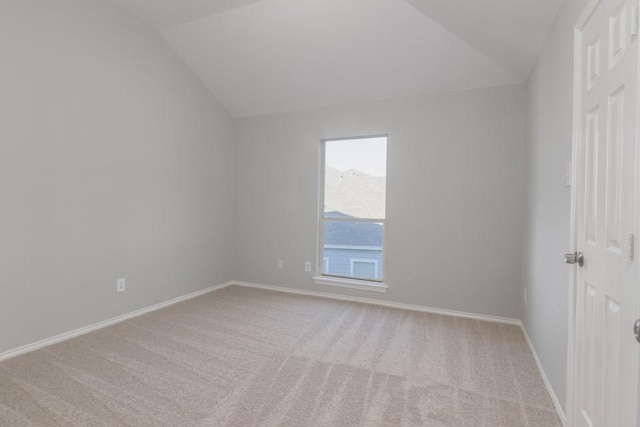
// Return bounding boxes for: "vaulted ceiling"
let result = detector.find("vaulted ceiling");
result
[110,0,563,117]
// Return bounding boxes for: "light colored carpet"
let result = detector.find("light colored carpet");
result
[0,285,561,426]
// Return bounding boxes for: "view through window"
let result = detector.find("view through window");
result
[320,136,387,281]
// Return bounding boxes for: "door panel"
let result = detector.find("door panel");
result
[572,0,639,426]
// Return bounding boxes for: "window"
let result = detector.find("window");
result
[315,136,387,290]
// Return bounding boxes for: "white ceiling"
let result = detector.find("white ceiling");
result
[405,0,563,79]
[110,0,563,117]
[110,0,265,30]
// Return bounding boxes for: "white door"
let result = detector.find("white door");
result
[571,0,640,426]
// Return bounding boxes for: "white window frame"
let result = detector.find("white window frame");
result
[313,135,388,293]
[350,259,380,280]
[323,257,330,273]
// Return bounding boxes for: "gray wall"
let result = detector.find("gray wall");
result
[522,0,590,412]
[0,0,235,354]
[235,84,526,319]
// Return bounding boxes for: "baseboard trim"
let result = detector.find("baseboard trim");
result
[0,278,564,426]
[0,281,234,362]
[230,280,521,325]
[519,321,566,425]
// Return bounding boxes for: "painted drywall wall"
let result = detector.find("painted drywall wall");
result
[0,0,235,354]
[234,84,526,319]
[522,0,590,411]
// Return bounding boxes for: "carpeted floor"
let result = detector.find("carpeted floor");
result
[0,285,561,426]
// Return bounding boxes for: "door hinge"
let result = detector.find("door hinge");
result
[629,234,635,261]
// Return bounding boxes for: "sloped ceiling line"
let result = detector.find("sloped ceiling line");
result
[107,0,563,117]
[403,0,564,80]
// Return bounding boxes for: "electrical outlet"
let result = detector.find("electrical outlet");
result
[117,278,126,293]
[277,259,283,269]
[304,262,311,272]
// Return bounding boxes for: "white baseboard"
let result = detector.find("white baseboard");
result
[519,321,566,425]
[0,278,564,427]
[231,280,521,325]
[0,281,234,362]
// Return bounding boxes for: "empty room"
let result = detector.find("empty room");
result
[1,0,639,426]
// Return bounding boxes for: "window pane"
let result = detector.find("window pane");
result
[322,219,383,280]
[352,261,377,279]
[324,137,387,219]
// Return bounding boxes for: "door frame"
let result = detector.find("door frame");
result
[567,0,640,425]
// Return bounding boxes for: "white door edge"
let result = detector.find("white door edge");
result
[566,4,600,425]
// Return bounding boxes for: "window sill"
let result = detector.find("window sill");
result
[312,276,388,293]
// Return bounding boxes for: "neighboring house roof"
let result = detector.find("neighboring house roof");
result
[324,212,383,247]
